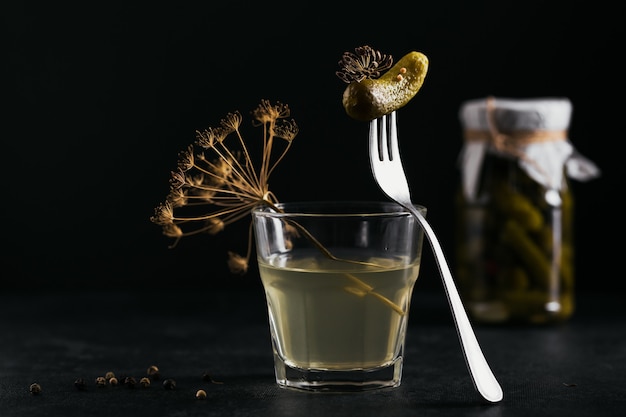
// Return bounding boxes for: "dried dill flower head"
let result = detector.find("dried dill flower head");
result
[336,45,393,84]
[151,99,298,274]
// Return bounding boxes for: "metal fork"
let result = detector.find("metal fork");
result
[369,111,503,403]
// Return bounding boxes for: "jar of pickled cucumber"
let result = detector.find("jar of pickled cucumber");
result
[455,97,600,324]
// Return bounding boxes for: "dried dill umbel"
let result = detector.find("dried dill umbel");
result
[151,100,298,275]
[336,45,393,84]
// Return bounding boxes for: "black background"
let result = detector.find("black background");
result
[2,1,621,294]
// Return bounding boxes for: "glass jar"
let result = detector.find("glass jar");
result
[455,97,600,324]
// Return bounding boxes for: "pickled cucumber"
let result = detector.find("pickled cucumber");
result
[501,220,552,290]
[342,51,429,121]
[492,182,544,232]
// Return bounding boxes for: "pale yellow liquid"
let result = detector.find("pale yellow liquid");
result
[259,251,420,371]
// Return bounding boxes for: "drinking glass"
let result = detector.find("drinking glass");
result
[251,201,426,392]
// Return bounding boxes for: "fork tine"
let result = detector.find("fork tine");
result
[369,116,378,161]
[379,114,388,161]
[387,111,399,162]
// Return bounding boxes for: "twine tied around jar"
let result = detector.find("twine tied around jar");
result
[466,96,568,186]
[458,96,600,202]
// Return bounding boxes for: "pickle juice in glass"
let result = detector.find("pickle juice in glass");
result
[252,201,426,391]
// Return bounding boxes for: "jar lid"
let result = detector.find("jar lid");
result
[459,97,572,131]
[457,96,600,201]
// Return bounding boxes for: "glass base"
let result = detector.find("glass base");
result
[272,352,404,392]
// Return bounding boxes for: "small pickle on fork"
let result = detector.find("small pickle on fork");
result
[341,50,429,121]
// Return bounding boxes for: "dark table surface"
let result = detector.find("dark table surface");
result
[1,288,625,417]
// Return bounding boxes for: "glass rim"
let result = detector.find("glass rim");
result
[251,200,426,218]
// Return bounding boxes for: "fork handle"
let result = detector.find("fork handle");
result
[406,204,503,403]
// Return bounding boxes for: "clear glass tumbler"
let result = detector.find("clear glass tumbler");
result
[252,201,426,392]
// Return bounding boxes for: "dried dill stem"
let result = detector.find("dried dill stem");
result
[343,274,406,316]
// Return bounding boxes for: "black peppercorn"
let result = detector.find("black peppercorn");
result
[29,383,42,395]
[95,376,107,387]
[124,376,137,388]
[139,377,151,388]
[147,365,161,380]
[74,378,87,391]
[162,378,176,390]
[202,371,223,384]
